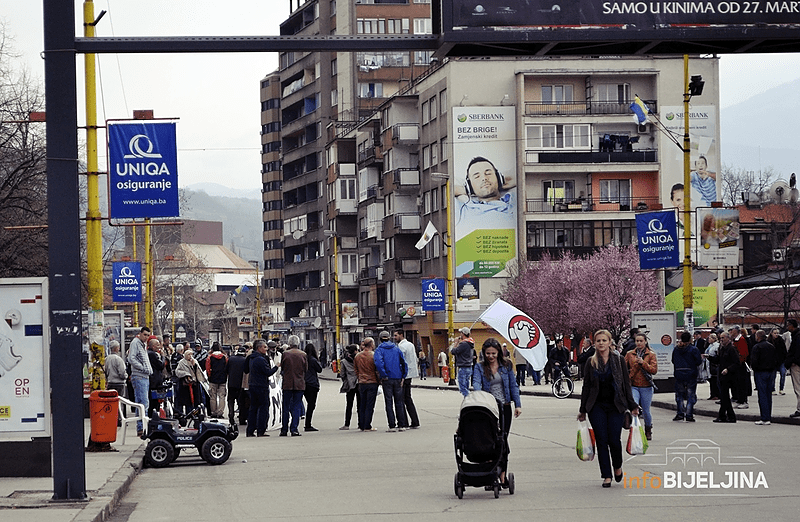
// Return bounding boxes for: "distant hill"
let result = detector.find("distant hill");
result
[183,182,260,200]
[721,79,800,179]
[179,188,263,264]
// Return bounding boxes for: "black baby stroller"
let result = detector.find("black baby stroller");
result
[453,391,515,498]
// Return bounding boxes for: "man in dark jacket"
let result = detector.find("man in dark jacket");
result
[785,319,800,418]
[205,343,228,418]
[146,337,165,418]
[280,335,307,436]
[247,339,279,437]
[373,330,408,431]
[751,329,778,425]
[671,331,702,422]
[226,345,248,425]
[450,327,475,396]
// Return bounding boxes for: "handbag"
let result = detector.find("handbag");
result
[626,416,649,455]
[576,419,596,462]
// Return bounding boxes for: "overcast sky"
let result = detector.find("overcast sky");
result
[4,1,800,190]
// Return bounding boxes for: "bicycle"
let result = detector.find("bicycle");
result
[551,365,574,399]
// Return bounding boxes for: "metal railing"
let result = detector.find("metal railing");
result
[524,100,657,116]
[525,196,662,213]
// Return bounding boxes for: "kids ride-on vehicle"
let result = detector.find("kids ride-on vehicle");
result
[143,409,238,467]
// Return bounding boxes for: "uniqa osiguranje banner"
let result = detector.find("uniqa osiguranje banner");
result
[108,122,179,219]
[636,210,680,270]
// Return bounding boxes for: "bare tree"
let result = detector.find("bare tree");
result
[0,31,48,277]
[720,163,777,206]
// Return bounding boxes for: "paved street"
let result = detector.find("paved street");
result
[104,379,797,522]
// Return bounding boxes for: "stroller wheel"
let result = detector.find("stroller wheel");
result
[493,484,500,498]
[454,473,463,499]
[508,472,515,495]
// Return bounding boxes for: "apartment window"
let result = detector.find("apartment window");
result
[423,191,431,214]
[433,234,440,257]
[414,0,431,3]
[331,89,338,106]
[387,281,395,302]
[387,18,409,33]
[414,50,433,64]
[541,84,574,103]
[431,141,438,166]
[429,95,437,121]
[432,187,439,211]
[422,145,430,170]
[340,254,358,274]
[384,192,394,215]
[331,59,337,76]
[413,18,432,34]
[599,179,632,204]
[441,185,448,209]
[330,0,336,16]
[440,89,447,115]
[597,83,631,103]
[358,83,383,98]
[422,101,430,124]
[543,180,575,202]
[440,137,447,162]
[357,18,386,34]
[526,124,590,149]
[386,237,395,259]
[340,178,356,200]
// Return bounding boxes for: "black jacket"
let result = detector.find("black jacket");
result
[305,356,322,389]
[717,342,741,382]
[226,353,247,388]
[248,351,278,388]
[750,340,778,372]
[147,350,165,389]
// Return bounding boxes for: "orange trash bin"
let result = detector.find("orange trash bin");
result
[89,390,119,443]
[441,366,450,384]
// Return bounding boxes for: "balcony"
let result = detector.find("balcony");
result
[393,213,422,232]
[391,123,419,144]
[392,168,420,189]
[360,306,381,322]
[524,100,658,116]
[526,150,657,164]
[525,196,660,213]
[396,258,422,275]
[338,273,358,287]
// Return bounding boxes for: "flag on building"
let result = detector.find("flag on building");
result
[478,298,547,371]
[232,284,250,296]
[415,221,438,250]
[630,95,650,125]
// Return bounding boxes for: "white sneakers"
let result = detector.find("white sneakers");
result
[754,420,771,425]
[735,403,749,409]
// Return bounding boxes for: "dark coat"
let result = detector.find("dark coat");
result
[580,351,638,414]
[248,351,278,388]
[305,356,322,389]
[147,350,165,389]
[226,353,247,388]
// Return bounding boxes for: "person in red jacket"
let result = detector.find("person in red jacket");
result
[205,342,228,418]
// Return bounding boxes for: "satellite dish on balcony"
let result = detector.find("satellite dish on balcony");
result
[312,317,322,328]
[292,230,305,240]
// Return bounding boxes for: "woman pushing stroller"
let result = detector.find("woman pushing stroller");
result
[471,337,522,486]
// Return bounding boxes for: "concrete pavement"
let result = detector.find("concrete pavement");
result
[1,369,797,521]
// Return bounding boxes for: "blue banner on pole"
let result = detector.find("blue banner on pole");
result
[112,262,142,302]
[108,122,179,219]
[636,211,680,270]
[421,278,446,311]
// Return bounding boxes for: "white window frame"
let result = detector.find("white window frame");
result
[599,179,632,203]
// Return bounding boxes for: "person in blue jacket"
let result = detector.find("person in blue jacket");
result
[373,330,408,432]
[471,337,522,486]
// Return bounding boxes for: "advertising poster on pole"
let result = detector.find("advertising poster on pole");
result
[0,278,50,439]
[108,121,179,219]
[630,310,676,379]
[661,106,720,327]
[452,106,517,278]
[697,208,740,268]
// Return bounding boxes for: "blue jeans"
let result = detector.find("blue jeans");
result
[674,380,697,419]
[357,383,379,430]
[774,364,787,392]
[281,389,304,434]
[131,376,150,433]
[247,386,269,435]
[381,379,407,428]
[588,404,625,479]
[632,386,654,427]
[531,369,541,385]
[754,371,773,421]
[457,366,472,396]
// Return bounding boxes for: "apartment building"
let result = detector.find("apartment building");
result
[324,55,720,357]
[264,0,432,351]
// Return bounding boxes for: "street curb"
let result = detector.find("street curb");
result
[74,445,144,522]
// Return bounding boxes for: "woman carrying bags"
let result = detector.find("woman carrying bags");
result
[624,333,657,441]
[577,330,639,488]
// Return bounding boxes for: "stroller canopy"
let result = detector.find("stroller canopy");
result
[460,390,499,420]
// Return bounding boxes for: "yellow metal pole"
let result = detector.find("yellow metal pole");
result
[333,236,341,365]
[84,0,106,395]
[682,55,694,330]
[145,219,152,327]
[132,225,139,326]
